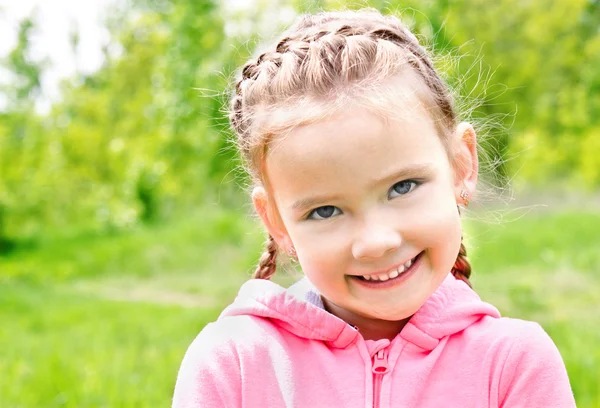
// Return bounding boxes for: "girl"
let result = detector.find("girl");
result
[173,9,575,408]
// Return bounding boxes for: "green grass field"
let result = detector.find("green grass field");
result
[1,206,599,407]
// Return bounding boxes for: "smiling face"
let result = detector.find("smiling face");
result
[254,88,477,336]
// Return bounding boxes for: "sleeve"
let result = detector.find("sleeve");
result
[498,322,576,408]
[172,323,242,408]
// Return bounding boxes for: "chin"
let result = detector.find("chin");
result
[365,305,418,322]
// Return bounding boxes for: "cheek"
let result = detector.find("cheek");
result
[401,189,463,263]
[410,201,461,240]
[428,209,462,261]
[288,226,348,278]
[299,256,348,297]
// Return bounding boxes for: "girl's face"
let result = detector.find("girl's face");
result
[255,93,477,328]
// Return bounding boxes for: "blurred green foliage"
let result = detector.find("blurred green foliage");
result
[0,0,244,245]
[0,0,599,246]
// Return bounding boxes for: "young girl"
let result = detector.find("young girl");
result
[173,9,575,408]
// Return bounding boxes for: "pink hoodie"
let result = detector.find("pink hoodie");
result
[173,273,575,407]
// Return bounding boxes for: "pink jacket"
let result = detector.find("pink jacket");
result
[173,273,575,407]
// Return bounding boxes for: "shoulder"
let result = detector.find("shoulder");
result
[184,314,280,359]
[496,319,575,406]
[175,319,245,383]
[172,315,280,408]
[495,317,557,351]
[464,316,575,406]
[484,315,547,339]
[487,318,567,377]
[453,314,569,379]
[179,312,296,374]
[474,315,559,353]
[462,315,563,363]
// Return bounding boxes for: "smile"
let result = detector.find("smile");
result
[351,251,424,284]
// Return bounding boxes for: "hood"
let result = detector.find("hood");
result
[220,273,501,351]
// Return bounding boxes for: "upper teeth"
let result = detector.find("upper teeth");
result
[362,257,414,281]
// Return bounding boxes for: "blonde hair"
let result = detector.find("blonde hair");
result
[229,9,472,287]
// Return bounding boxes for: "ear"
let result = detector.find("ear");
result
[452,122,479,203]
[252,186,294,252]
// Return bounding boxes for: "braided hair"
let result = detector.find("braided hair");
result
[230,9,472,286]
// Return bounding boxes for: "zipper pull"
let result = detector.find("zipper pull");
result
[372,349,389,374]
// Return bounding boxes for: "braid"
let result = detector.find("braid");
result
[451,240,473,288]
[230,10,458,167]
[253,234,278,280]
[365,27,455,125]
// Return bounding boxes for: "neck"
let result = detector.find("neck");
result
[322,297,410,341]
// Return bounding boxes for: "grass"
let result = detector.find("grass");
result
[0,283,218,407]
[1,206,599,407]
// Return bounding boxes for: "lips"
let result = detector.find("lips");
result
[353,251,423,282]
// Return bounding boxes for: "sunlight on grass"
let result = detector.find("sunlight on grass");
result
[0,283,218,407]
[1,209,598,407]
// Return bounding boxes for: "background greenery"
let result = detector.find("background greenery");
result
[1,0,598,406]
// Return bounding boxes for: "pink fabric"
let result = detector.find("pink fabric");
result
[172,273,575,407]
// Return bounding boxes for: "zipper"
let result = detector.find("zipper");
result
[372,349,390,408]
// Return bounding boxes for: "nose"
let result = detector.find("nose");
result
[351,217,402,260]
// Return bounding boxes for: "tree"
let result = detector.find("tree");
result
[0,17,47,249]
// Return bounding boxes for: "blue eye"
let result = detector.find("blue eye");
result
[308,205,341,220]
[389,180,418,199]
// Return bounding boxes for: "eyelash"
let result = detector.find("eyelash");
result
[306,179,422,220]
[388,179,420,199]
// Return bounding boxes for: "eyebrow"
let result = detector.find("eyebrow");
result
[291,194,345,212]
[290,163,434,212]
[370,163,433,186]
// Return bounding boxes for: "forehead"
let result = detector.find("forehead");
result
[264,98,450,201]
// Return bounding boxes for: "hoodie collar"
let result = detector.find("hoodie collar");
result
[220,278,359,348]
[220,273,500,351]
[399,274,501,350]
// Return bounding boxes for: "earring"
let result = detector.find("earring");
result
[460,189,470,207]
[287,247,297,261]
